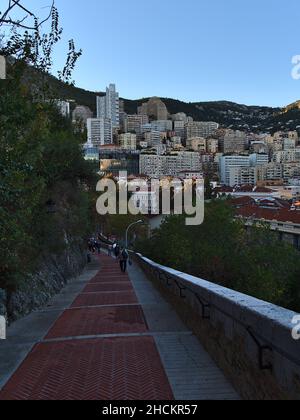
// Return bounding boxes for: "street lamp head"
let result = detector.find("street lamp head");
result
[125,219,145,248]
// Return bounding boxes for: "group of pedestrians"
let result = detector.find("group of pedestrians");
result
[88,236,130,273]
[88,237,101,254]
[110,242,130,273]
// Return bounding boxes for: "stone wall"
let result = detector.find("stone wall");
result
[135,253,300,400]
[0,242,86,322]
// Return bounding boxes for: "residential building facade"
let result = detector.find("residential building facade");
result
[87,118,113,147]
[97,84,120,128]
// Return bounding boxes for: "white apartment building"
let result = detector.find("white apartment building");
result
[151,120,173,132]
[141,123,152,134]
[219,130,247,154]
[249,154,269,167]
[186,121,219,139]
[174,120,186,139]
[144,131,161,147]
[119,133,137,150]
[257,163,283,181]
[125,114,149,135]
[140,155,165,177]
[229,167,258,186]
[220,154,270,186]
[284,138,296,150]
[178,171,203,179]
[219,155,250,186]
[140,152,202,178]
[87,118,112,147]
[176,151,202,174]
[273,150,297,163]
[283,162,300,181]
[97,84,120,128]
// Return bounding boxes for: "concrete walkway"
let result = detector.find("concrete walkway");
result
[0,254,239,400]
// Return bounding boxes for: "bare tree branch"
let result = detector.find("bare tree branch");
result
[12,0,35,17]
[0,1,82,88]
[0,1,55,30]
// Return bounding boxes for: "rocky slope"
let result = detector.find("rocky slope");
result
[0,242,86,322]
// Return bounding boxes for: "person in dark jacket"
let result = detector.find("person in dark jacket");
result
[95,240,101,254]
[119,248,129,273]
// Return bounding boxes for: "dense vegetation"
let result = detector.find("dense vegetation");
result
[138,200,300,312]
[0,62,98,292]
[0,3,100,294]
[22,66,101,113]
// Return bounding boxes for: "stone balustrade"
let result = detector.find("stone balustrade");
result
[135,253,300,400]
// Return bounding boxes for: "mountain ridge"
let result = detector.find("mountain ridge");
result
[23,69,300,133]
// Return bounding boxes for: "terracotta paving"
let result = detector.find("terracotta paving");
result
[0,337,173,401]
[71,291,138,308]
[83,282,133,293]
[0,254,174,400]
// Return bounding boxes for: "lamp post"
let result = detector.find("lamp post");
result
[125,220,143,249]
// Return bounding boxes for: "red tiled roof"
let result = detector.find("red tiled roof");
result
[233,186,275,193]
[214,186,234,193]
[232,196,256,207]
[235,185,254,192]
[236,205,300,224]
[254,187,274,193]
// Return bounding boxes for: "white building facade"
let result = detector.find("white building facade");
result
[97,84,120,128]
[220,154,270,186]
[119,133,137,150]
[87,118,113,147]
[140,152,202,178]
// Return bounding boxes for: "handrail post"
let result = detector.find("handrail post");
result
[0,56,6,79]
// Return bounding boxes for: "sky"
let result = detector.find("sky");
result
[24,0,300,106]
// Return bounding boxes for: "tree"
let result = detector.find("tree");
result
[0,2,96,296]
[0,1,54,30]
[0,74,97,291]
[138,200,300,312]
[204,176,213,200]
[0,1,82,86]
